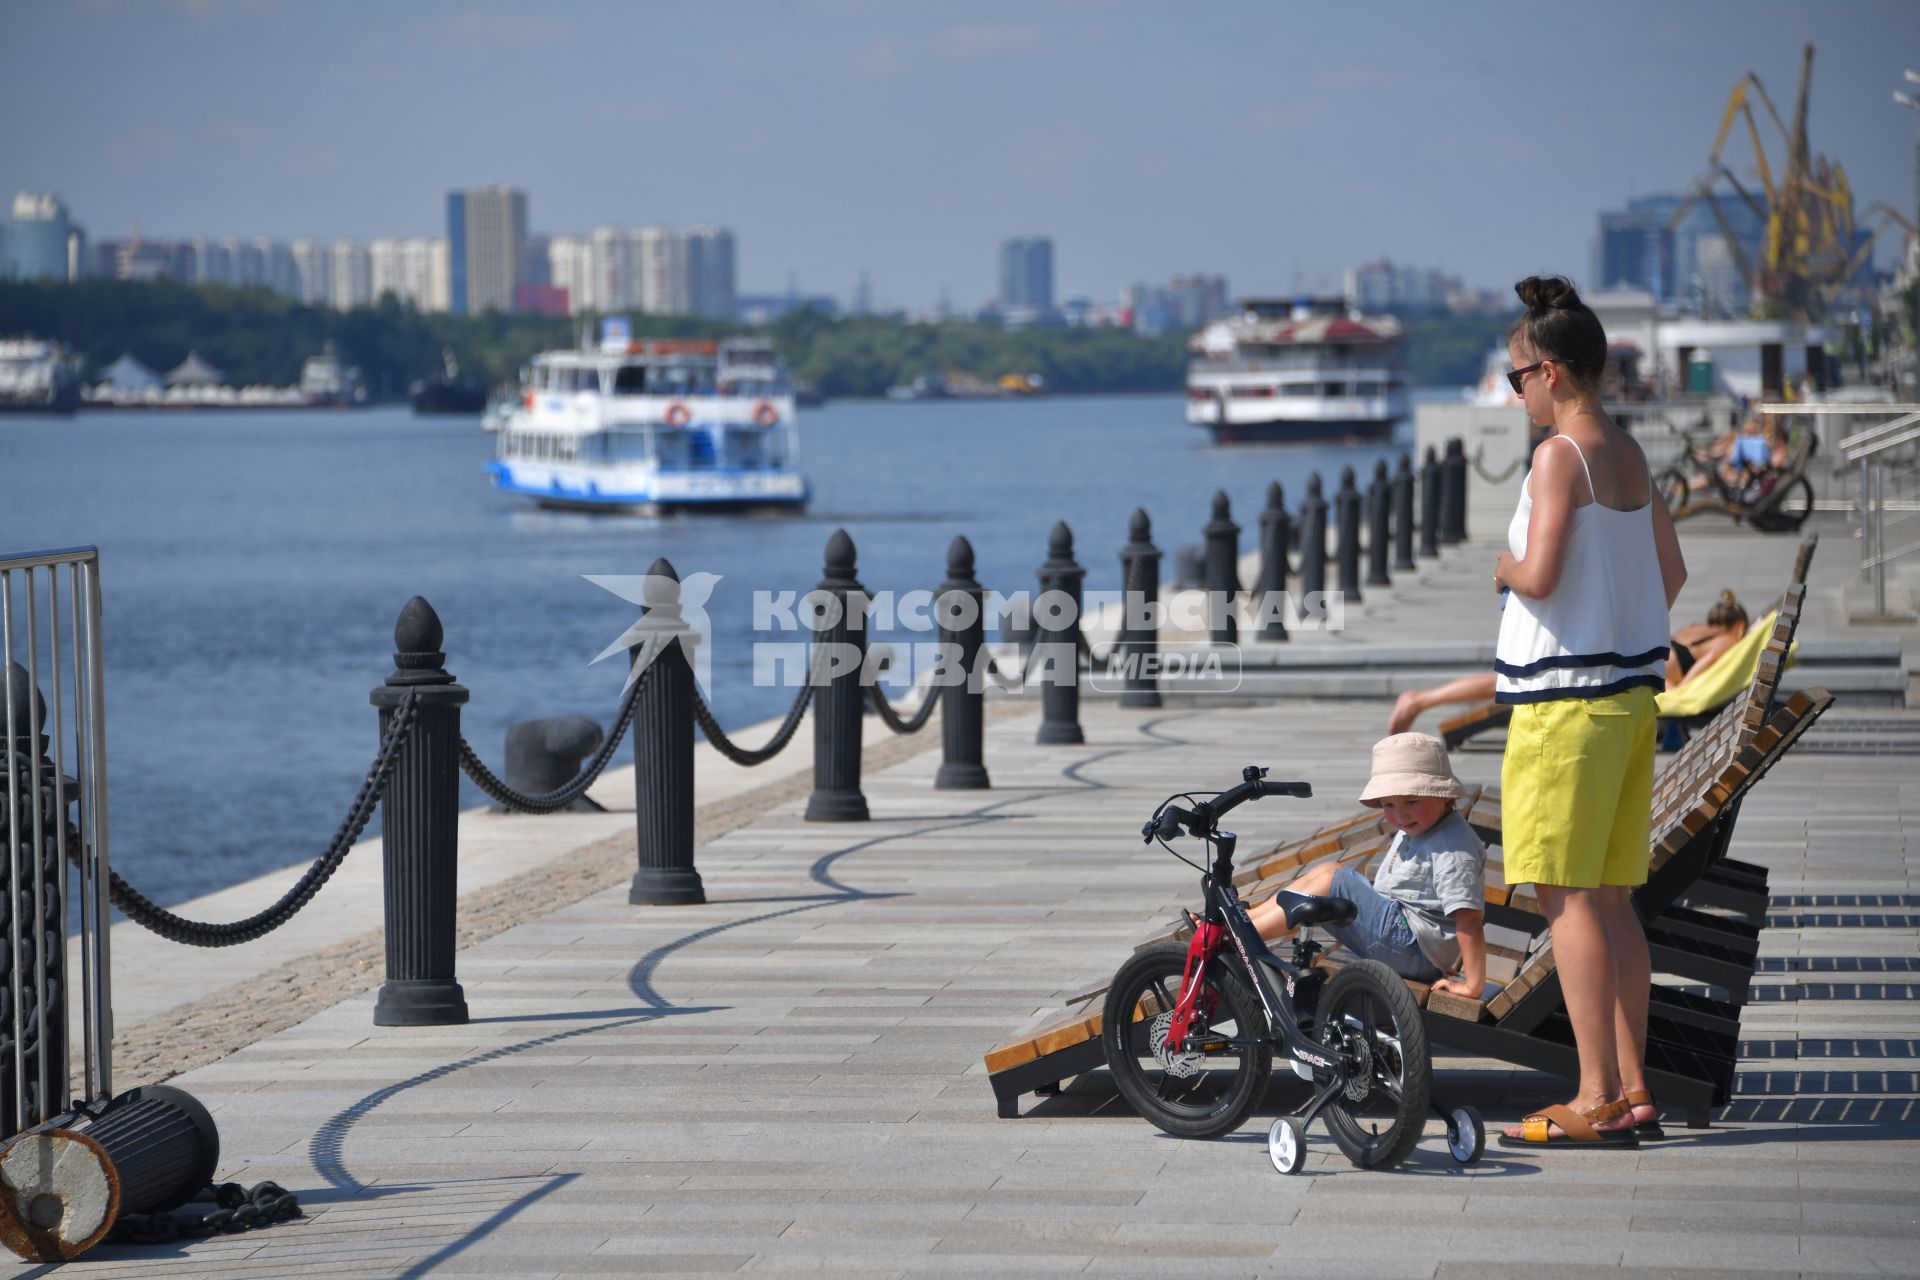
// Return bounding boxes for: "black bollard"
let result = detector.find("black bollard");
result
[1203,490,1240,644]
[1365,459,1392,588]
[1441,437,1467,545]
[1298,473,1329,601]
[1334,466,1364,604]
[1392,452,1417,571]
[1118,508,1163,708]
[371,597,470,1027]
[0,664,69,1136]
[628,559,704,903]
[935,536,990,790]
[1419,445,1441,558]
[1256,482,1291,642]
[806,530,870,821]
[1035,521,1085,745]
[501,716,604,814]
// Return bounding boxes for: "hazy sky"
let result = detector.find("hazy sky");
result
[4,0,1918,309]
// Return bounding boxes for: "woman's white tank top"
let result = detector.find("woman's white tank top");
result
[1494,435,1670,704]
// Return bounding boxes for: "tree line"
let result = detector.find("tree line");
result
[0,278,1513,397]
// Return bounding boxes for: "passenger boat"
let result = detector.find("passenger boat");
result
[485,327,808,511]
[1185,298,1410,442]
[0,338,82,414]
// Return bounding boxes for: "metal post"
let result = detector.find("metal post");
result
[1419,446,1441,558]
[806,529,869,821]
[1118,508,1163,708]
[1873,462,1888,618]
[935,537,990,789]
[1335,466,1363,603]
[1392,452,1417,571]
[1,658,65,1134]
[1256,482,1291,642]
[1298,473,1329,601]
[1365,459,1392,588]
[1036,521,1085,745]
[629,558,704,904]
[1441,437,1467,544]
[371,596,469,1027]
[1203,490,1240,644]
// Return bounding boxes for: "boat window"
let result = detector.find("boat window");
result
[613,365,647,395]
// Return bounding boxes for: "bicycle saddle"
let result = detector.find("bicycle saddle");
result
[1273,890,1358,929]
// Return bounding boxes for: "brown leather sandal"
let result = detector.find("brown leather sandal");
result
[1499,1098,1639,1149]
[1626,1087,1667,1140]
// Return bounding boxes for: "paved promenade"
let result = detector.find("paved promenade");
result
[45,518,1920,1277]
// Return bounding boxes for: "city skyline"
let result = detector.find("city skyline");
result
[3,2,1918,311]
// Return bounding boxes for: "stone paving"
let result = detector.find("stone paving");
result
[39,517,1920,1278]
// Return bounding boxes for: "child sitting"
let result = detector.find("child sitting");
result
[1247,733,1488,998]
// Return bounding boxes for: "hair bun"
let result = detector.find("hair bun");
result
[1514,275,1581,313]
[1717,588,1737,605]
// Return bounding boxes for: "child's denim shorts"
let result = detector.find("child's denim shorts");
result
[1316,866,1443,982]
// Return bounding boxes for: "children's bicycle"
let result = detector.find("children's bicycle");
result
[1100,765,1484,1174]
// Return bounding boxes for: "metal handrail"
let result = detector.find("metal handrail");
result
[1758,402,1920,455]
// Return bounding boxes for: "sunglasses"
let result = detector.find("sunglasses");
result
[1506,359,1554,395]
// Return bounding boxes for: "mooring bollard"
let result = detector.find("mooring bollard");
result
[628,558,705,903]
[806,529,870,821]
[502,716,604,814]
[1419,445,1441,559]
[1441,436,1467,545]
[1203,490,1240,645]
[1366,459,1392,588]
[1334,466,1363,604]
[1036,521,1085,745]
[1392,452,1417,571]
[1298,472,1329,601]
[935,536,990,790]
[371,597,470,1027]
[1256,481,1290,642]
[0,1084,220,1262]
[1118,508,1163,708]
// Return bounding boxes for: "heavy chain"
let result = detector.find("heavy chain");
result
[693,674,812,766]
[104,1181,301,1245]
[102,692,420,948]
[1470,445,1526,486]
[868,681,938,734]
[458,663,651,814]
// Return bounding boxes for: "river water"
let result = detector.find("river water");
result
[5,396,1414,906]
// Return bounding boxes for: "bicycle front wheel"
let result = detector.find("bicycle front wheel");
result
[1752,476,1814,532]
[1318,960,1432,1170]
[1101,940,1271,1138]
[1656,467,1691,517]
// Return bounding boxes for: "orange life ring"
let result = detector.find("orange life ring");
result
[664,402,691,427]
[752,400,779,427]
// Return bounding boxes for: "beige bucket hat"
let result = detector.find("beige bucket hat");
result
[1358,732,1466,807]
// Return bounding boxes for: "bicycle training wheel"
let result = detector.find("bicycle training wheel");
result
[1656,468,1691,517]
[1317,960,1432,1170]
[1101,940,1271,1138]
[1751,476,1813,532]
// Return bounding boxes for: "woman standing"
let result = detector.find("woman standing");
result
[1492,276,1687,1148]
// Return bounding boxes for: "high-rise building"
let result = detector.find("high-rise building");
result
[185,237,233,287]
[3,193,77,281]
[445,186,528,314]
[547,235,595,314]
[369,237,449,311]
[998,236,1054,312]
[636,226,689,315]
[687,226,736,321]
[290,239,333,306]
[523,234,551,288]
[253,237,298,297]
[330,240,372,310]
[593,225,634,310]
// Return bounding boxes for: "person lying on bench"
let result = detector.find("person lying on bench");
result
[1385,590,1750,732]
[1246,733,1488,998]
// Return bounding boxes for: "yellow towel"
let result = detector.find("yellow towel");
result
[1653,611,1798,719]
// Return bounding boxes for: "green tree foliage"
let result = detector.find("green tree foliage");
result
[1,279,1519,397]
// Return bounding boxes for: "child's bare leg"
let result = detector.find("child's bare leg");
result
[1246,859,1340,940]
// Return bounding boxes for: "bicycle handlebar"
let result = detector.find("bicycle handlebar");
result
[1140,767,1312,843]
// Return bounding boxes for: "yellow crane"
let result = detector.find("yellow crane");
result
[1670,44,1865,319]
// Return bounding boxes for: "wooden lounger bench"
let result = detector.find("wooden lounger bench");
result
[982,585,1823,1122]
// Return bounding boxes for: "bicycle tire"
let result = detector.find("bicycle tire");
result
[1750,476,1813,533]
[1317,960,1432,1170]
[1656,467,1691,518]
[1101,940,1270,1138]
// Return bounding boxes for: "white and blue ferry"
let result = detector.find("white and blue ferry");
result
[486,324,808,512]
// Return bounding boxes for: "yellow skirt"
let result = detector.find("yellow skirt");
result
[1500,685,1656,889]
